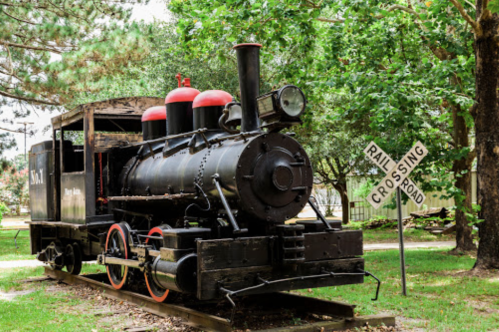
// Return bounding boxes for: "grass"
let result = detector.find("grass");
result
[0,250,497,331]
[362,228,455,244]
[300,248,499,331]
[0,266,100,331]
[0,230,34,261]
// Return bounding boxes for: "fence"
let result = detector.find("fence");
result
[345,171,477,220]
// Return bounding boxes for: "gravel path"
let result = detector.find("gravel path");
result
[364,240,455,251]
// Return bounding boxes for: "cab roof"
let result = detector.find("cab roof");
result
[51,97,164,132]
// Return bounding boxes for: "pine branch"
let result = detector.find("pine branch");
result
[0,90,60,106]
[2,9,37,25]
[0,40,62,54]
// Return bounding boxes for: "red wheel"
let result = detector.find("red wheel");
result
[105,223,130,290]
[145,226,170,302]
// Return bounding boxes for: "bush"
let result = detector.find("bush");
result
[0,202,7,227]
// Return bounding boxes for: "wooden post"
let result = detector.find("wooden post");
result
[52,129,60,221]
[84,109,96,219]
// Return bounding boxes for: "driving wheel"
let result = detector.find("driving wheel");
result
[105,223,131,290]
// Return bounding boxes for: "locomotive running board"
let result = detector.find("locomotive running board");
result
[43,267,395,332]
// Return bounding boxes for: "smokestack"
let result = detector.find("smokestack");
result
[234,43,262,132]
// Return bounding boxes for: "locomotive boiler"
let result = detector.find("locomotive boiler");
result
[28,43,372,304]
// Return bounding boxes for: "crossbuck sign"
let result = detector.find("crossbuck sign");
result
[364,141,428,209]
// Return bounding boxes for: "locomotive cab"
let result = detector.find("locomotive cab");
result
[28,97,164,271]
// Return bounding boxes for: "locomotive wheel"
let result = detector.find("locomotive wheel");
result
[106,223,131,290]
[65,243,82,275]
[145,226,171,302]
[45,242,63,271]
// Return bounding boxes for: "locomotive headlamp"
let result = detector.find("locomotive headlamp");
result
[257,85,306,120]
[279,86,306,117]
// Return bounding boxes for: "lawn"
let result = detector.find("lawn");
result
[0,264,109,332]
[362,228,455,244]
[0,230,34,261]
[0,249,496,331]
[300,248,498,331]
[0,227,112,263]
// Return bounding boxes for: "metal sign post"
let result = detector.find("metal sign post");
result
[363,141,428,296]
[396,187,407,296]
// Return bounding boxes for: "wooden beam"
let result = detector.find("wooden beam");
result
[84,109,96,218]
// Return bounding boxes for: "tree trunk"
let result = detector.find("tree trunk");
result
[333,181,349,224]
[474,4,499,269]
[451,104,476,252]
[341,191,349,225]
[454,168,476,251]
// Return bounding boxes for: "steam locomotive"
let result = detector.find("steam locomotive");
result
[28,44,367,303]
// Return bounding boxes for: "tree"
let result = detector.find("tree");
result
[168,0,477,252]
[0,166,29,215]
[72,22,241,106]
[323,1,477,252]
[12,153,27,171]
[0,0,152,110]
[297,92,373,224]
[443,0,499,269]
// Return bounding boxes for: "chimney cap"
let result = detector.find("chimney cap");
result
[233,43,262,49]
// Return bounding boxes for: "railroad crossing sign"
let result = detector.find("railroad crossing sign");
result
[364,141,428,209]
[363,140,428,296]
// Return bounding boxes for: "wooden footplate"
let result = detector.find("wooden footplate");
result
[43,267,395,332]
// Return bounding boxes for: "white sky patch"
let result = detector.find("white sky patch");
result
[1,0,169,160]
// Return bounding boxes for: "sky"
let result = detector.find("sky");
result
[2,0,169,160]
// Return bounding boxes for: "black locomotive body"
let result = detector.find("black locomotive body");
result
[29,44,366,303]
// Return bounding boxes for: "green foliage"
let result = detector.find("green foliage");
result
[11,153,27,171]
[0,229,33,260]
[72,22,240,105]
[0,166,29,215]
[0,202,6,225]
[168,0,475,208]
[488,0,499,14]
[0,0,153,111]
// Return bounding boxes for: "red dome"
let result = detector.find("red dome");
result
[193,90,233,108]
[165,87,200,104]
[142,106,167,122]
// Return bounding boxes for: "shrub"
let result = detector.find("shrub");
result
[0,202,7,227]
